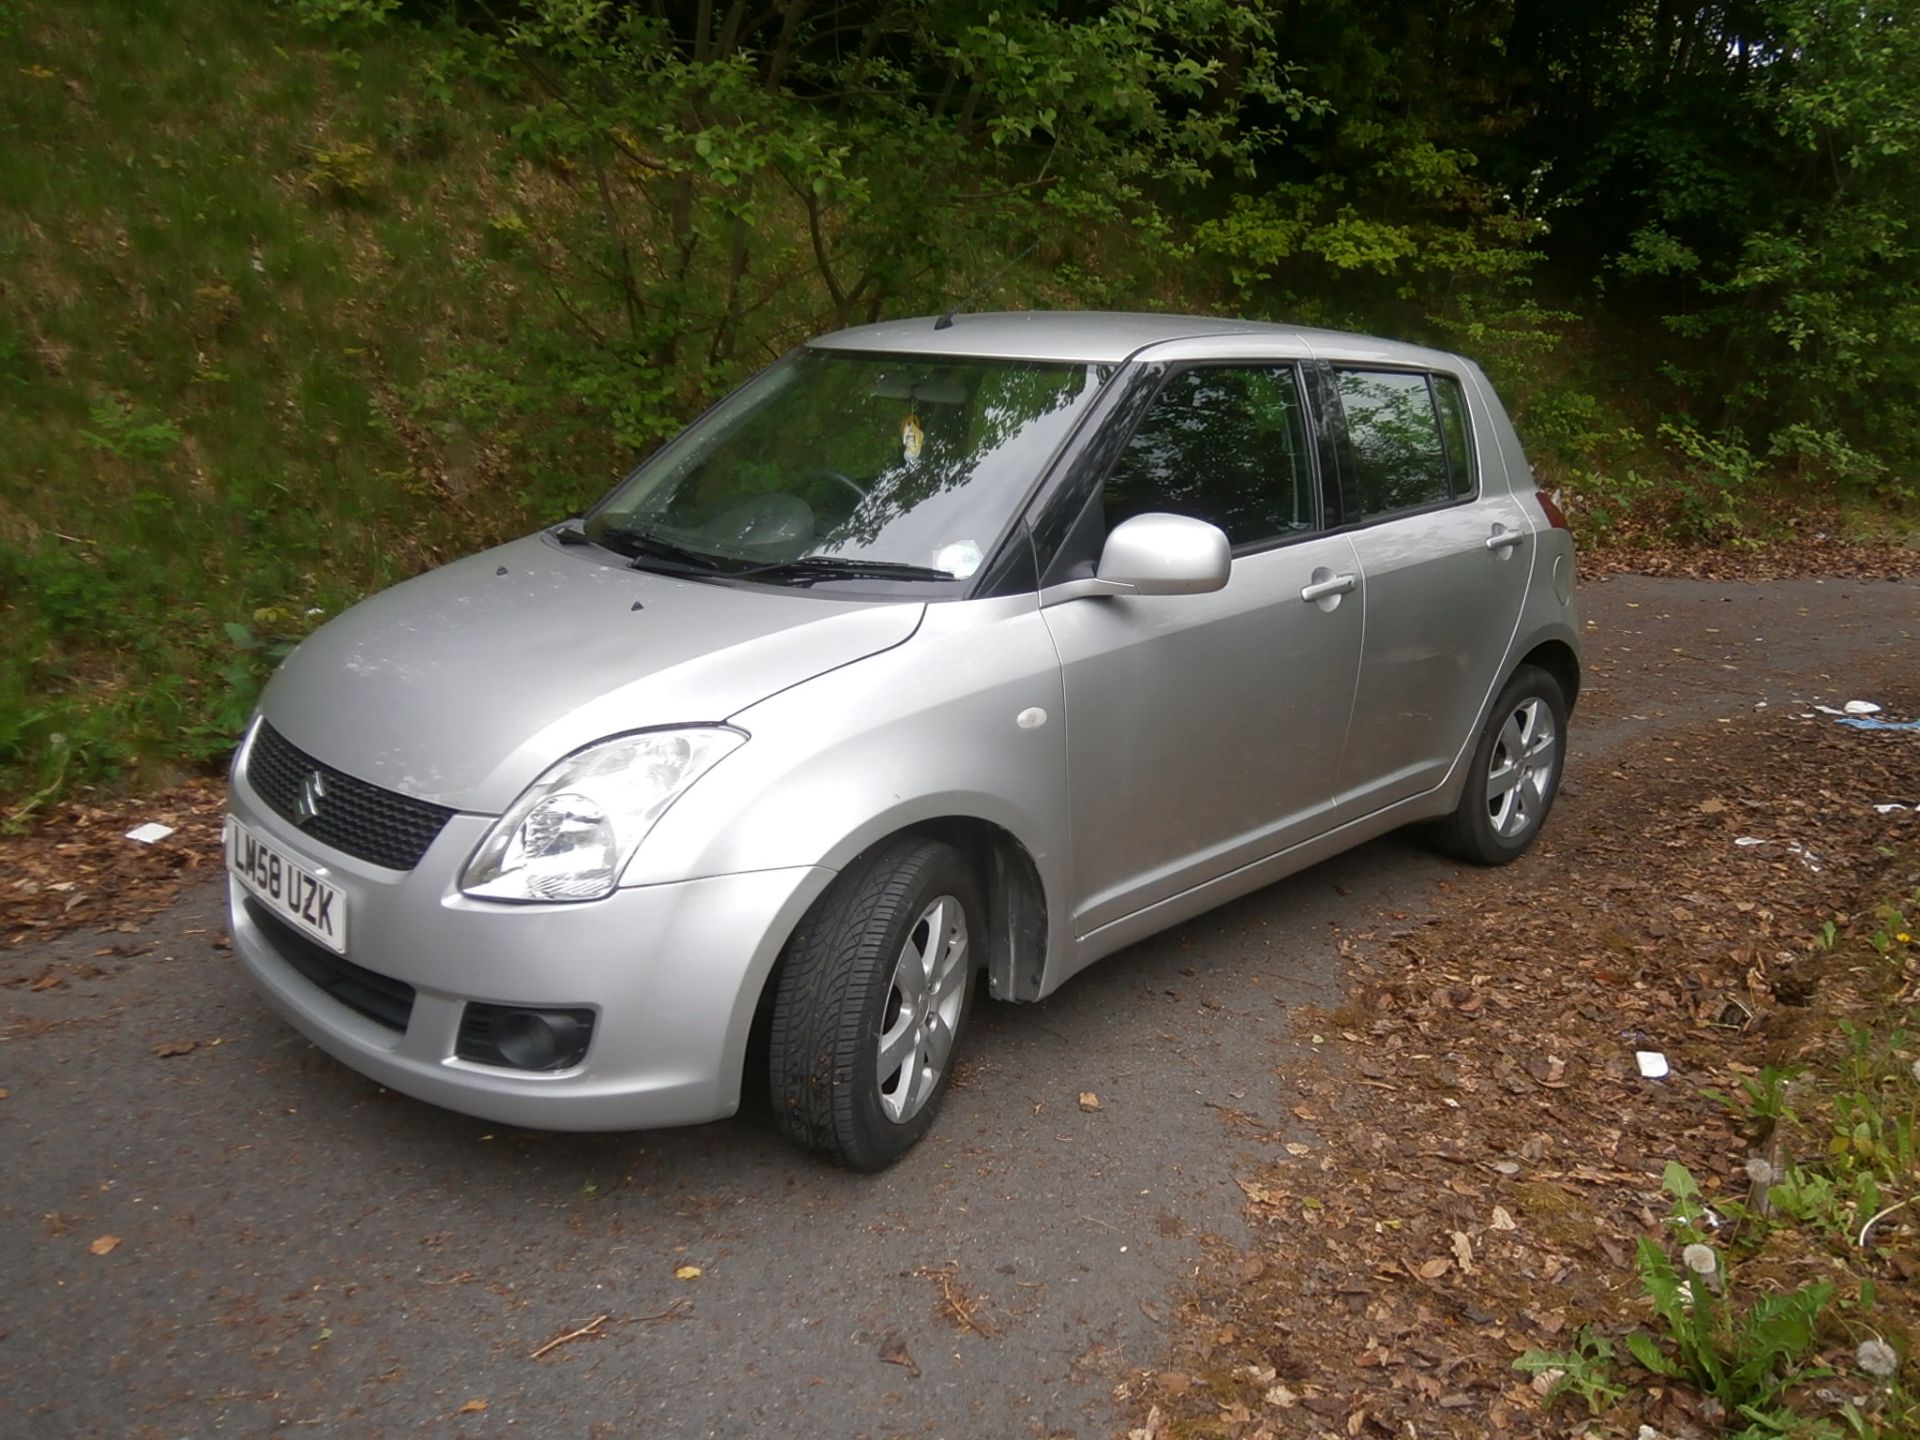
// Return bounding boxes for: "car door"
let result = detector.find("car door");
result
[1039,363,1364,939]
[1323,365,1533,817]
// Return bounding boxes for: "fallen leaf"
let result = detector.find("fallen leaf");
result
[1156,1371,1192,1396]
[1139,1298,1169,1322]
[153,1040,196,1058]
[1127,1403,1165,1440]
[1265,1384,1299,1408]
[1415,1256,1451,1279]
[1451,1231,1474,1273]
[1283,1142,1311,1156]
[878,1334,920,1376]
[1700,797,1727,814]
[1491,1205,1517,1231]
[674,1264,702,1281]
[29,971,61,991]
[1078,1091,1101,1111]
[88,1235,121,1255]
[456,1399,488,1415]
[0,1088,10,1100]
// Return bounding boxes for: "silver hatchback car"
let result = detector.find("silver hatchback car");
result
[227,311,1578,1168]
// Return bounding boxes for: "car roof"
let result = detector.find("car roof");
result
[806,311,1462,369]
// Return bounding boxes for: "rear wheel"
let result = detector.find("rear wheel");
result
[1433,664,1567,865]
[767,838,980,1170]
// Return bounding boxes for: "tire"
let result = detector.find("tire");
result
[767,838,981,1171]
[1432,664,1568,866]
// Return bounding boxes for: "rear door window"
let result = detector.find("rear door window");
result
[1102,366,1316,547]
[1333,370,1465,520]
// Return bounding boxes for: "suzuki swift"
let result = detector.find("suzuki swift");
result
[226,311,1580,1169]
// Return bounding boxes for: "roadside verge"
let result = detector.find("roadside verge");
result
[1128,672,1919,1439]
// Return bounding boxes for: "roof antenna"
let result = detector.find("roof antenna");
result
[934,240,1039,331]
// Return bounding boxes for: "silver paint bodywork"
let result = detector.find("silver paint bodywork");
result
[230,312,1580,1130]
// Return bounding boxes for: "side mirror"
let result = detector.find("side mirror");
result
[1098,512,1231,594]
[1042,513,1231,605]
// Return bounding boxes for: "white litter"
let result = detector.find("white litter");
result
[125,822,175,844]
[1735,836,1770,847]
[1844,700,1883,715]
[1876,804,1911,815]
[1636,1050,1671,1080]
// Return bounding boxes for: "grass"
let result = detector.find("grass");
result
[0,0,620,816]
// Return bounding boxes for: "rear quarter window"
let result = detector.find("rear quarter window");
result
[1433,374,1475,498]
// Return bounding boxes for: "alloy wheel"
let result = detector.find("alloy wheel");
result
[875,894,969,1123]
[1486,697,1557,840]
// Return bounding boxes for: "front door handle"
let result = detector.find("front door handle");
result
[1485,527,1524,552]
[1299,573,1358,603]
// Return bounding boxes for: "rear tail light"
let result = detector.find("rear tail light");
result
[1535,488,1570,531]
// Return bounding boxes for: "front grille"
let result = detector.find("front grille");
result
[244,897,416,1032]
[247,721,454,871]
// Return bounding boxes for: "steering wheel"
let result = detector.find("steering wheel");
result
[798,467,868,502]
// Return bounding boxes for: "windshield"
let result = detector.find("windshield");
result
[585,349,1107,587]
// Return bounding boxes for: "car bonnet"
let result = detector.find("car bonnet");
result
[255,533,925,814]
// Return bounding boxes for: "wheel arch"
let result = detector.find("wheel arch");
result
[1516,637,1581,712]
[906,817,1050,1003]
[741,812,1053,1108]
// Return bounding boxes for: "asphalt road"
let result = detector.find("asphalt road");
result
[3,573,1916,1439]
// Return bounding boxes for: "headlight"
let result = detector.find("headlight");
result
[460,728,745,902]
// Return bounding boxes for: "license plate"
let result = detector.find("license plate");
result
[226,816,347,954]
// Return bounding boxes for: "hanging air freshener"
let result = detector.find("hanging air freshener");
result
[901,411,924,464]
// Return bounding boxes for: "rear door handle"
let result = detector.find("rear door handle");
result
[1485,527,1524,552]
[1299,573,1357,602]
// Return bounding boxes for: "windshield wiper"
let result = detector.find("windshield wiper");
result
[596,524,728,572]
[737,556,956,585]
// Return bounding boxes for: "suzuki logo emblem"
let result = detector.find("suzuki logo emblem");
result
[295,770,328,826]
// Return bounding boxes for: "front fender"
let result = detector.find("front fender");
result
[624,593,1073,967]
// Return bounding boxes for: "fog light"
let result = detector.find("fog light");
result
[458,1004,594,1071]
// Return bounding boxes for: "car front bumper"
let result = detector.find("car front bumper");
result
[226,774,832,1132]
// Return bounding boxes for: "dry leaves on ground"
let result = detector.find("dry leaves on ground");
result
[1131,678,1919,1438]
[2,779,225,951]
[1582,535,1916,583]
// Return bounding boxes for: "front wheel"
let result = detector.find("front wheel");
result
[767,838,980,1170]
[1432,665,1568,866]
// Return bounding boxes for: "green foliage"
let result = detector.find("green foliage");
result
[301,140,381,204]
[1634,1227,1835,1415]
[279,0,400,32]
[77,402,183,460]
[8,0,1920,806]
[1513,1327,1626,1415]
[1704,1064,1805,1131]
[464,0,1311,399]
[1521,1164,1837,1432]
